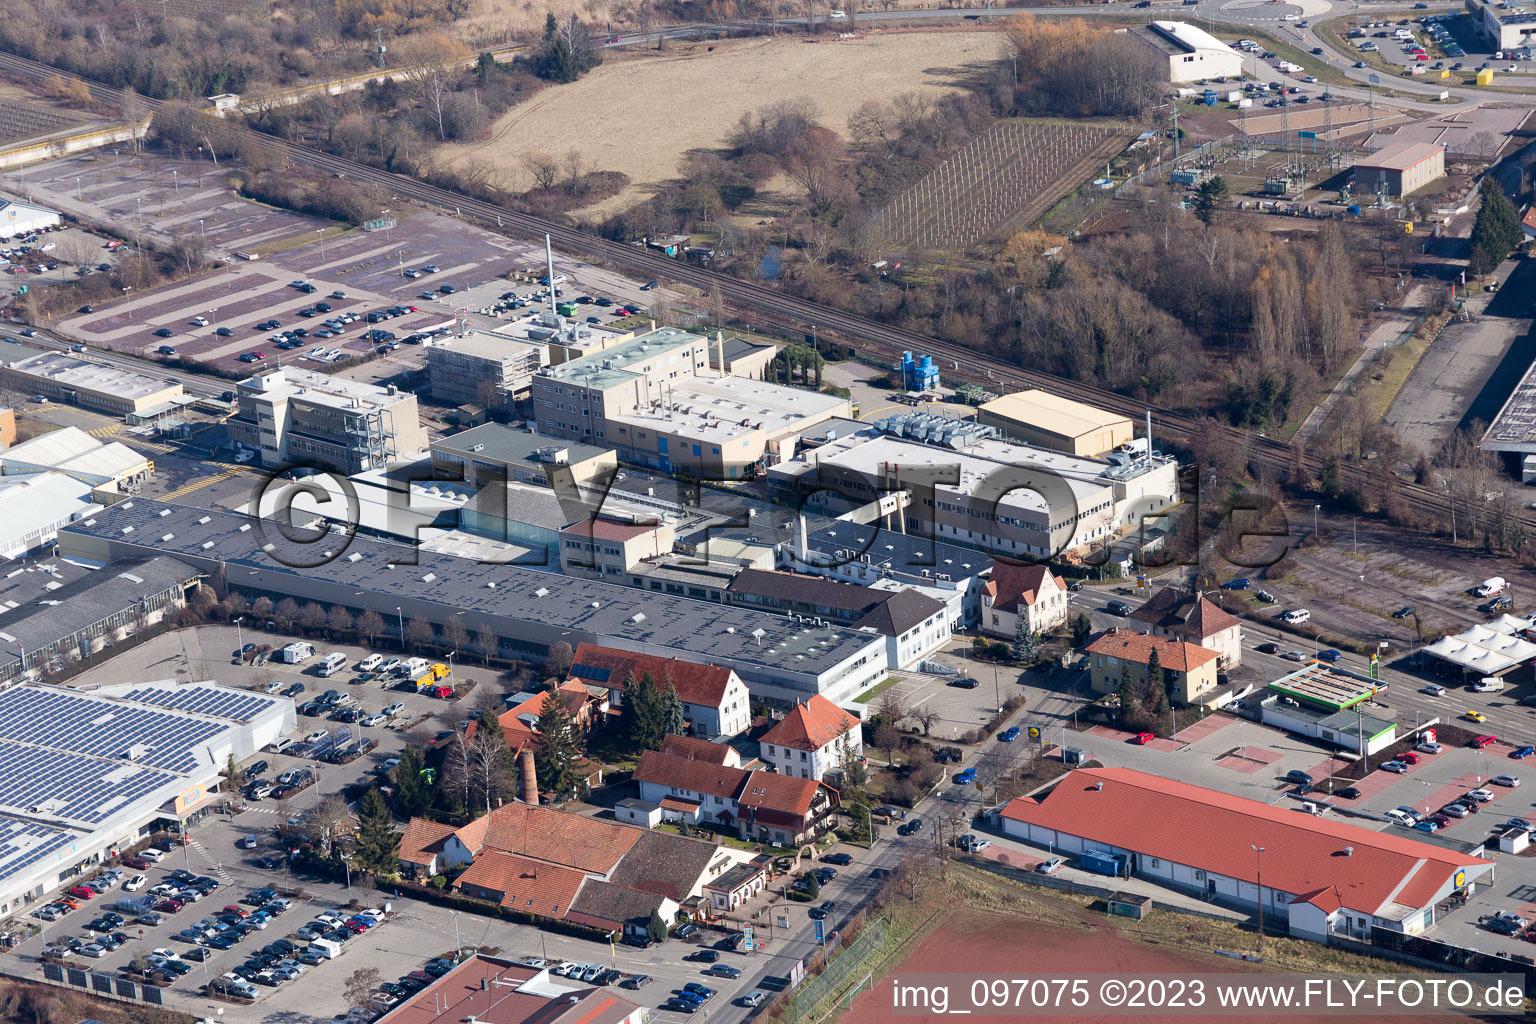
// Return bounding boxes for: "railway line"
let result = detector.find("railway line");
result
[0,47,1520,538]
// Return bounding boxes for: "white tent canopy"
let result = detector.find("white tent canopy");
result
[1422,621,1536,675]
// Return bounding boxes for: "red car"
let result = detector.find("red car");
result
[67,886,95,900]
[221,905,249,919]
[1472,735,1500,749]
[155,898,185,913]
[1131,732,1155,745]
[1399,751,1421,765]
[427,684,453,699]
[123,856,149,870]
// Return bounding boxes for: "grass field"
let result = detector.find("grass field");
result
[434,31,1004,220]
[832,866,1472,1024]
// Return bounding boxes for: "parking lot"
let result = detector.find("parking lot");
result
[6,622,875,1020]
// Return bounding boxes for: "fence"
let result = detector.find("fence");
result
[780,916,888,1024]
[38,961,165,1005]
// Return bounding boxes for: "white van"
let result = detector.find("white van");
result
[403,657,429,677]
[357,653,383,672]
[317,653,348,677]
[1475,576,1508,597]
[1281,608,1311,625]
[1472,677,1506,693]
[268,737,295,754]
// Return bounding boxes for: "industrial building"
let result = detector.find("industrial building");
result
[768,414,1180,561]
[225,366,428,473]
[430,423,617,491]
[558,515,676,580]
[0,351,182,417]
[975,390,1135,457]
[425,330,546,407]
[0,472,93,560]
[532,326,850,478]
[0,425,154,493]
[1481,358,1536,471]
[1126,21,1246,83]
[1466,0,1536,49]
[0,679,295,922]
[0,555,205,686]
[1353,139,1446,197]
[57,500,891,704]
[0,199,60,239]
[1000,766,1493,944]
[1259,663,1397,755]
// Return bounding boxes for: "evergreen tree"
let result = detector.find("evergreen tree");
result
[647,909,668,944]
[1145,648,1161,706]
[1469,179,1523,275]
[543,11,557,39]
[392,746,433,819]
[1194,175,1229,225]
[351,787,401,876]
[1012,619,1040,662]
[660,678,687,736]
[620,671,665,751]
[804,871,820,899]
[1117,661,1138,721]
[1070,612,1092,648]
[535,685,583,798]
[537,35,580,82]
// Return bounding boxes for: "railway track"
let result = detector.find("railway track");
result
[0,48,1518,539]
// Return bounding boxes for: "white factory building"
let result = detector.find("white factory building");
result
[0,200,60,240]
[1127,21,1246,83]
[0,680,295,922]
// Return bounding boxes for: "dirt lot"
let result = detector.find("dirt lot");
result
[434,30,1003,219]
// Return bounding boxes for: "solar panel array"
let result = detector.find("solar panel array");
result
[0,741,175,824]
[121,684,276,723]
[0,816,75,878]
[0,688,224,773]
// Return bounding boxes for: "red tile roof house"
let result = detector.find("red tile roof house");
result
[465,681,606,791]
[980,562,1069,639]
[1000,767,1492,944]
[1128,587,1243,670]
[373,955,644,1024]
[397,802,748,940]
[633,749,840,848]
[758,694,861,781]
[569,642,751,738]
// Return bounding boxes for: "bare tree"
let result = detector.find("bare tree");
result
[475,624,498,666]
[563,148,588,196]
[526,152,560,192]
[465,729,514,813]
[443,617,470,657]
[302,794,351,860]
[345,967,383,1009]
[59,235,98,269]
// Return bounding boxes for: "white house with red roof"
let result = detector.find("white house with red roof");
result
[1000,767,1493,944]
[569,642,751,738]
[981,561,1070,639]
[758,694,862,781]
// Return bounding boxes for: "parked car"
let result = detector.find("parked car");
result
[1471,734,1499,748]
[1131,732,1155,745]
[1493,774,1521,787]
[954,767,978,785]
[1381,761,1409,774]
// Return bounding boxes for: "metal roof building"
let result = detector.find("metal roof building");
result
[57,500,890,704]
[0,679,293,923]
[1127,21,1245,83]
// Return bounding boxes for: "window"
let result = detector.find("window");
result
[1149,859,1160,868]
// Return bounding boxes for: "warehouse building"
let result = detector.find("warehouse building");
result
[708,335,779,380]
[975,390,1135,458]
[0,555,205,686]
[0,425,153,493]
[58,500,891,704]
[1259,663,1398,755]
[0,472,93,560]
[1127,21,1246,83]
[0,351,182,417]
[226,367,429,473]
[0,679,294,922]
[426,330,546,407]
[1354,139,1446,197]
[1000,766,1493,944]
[0,199,60,239]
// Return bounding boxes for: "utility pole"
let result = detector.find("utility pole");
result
[1251,845,1266,960]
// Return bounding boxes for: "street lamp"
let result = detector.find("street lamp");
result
[317,228,327,261]
[1313,504,1320,537]
[1250,845,1266,959]
[234,616,244,657]
[396,607,405,651]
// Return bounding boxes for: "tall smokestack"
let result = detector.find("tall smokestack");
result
[716,330,727,378]
[519,748,539,806]
[545,234,558,319]
[798,514,808,566]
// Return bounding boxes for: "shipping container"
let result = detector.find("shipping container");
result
[1080,848,1128,878]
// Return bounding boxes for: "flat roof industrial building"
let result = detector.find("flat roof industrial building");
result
[0,679,294,922]
[57,499,890,703]
[1482,358,1536,458]
[975,390,1135,457]
[0,352,183,416]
